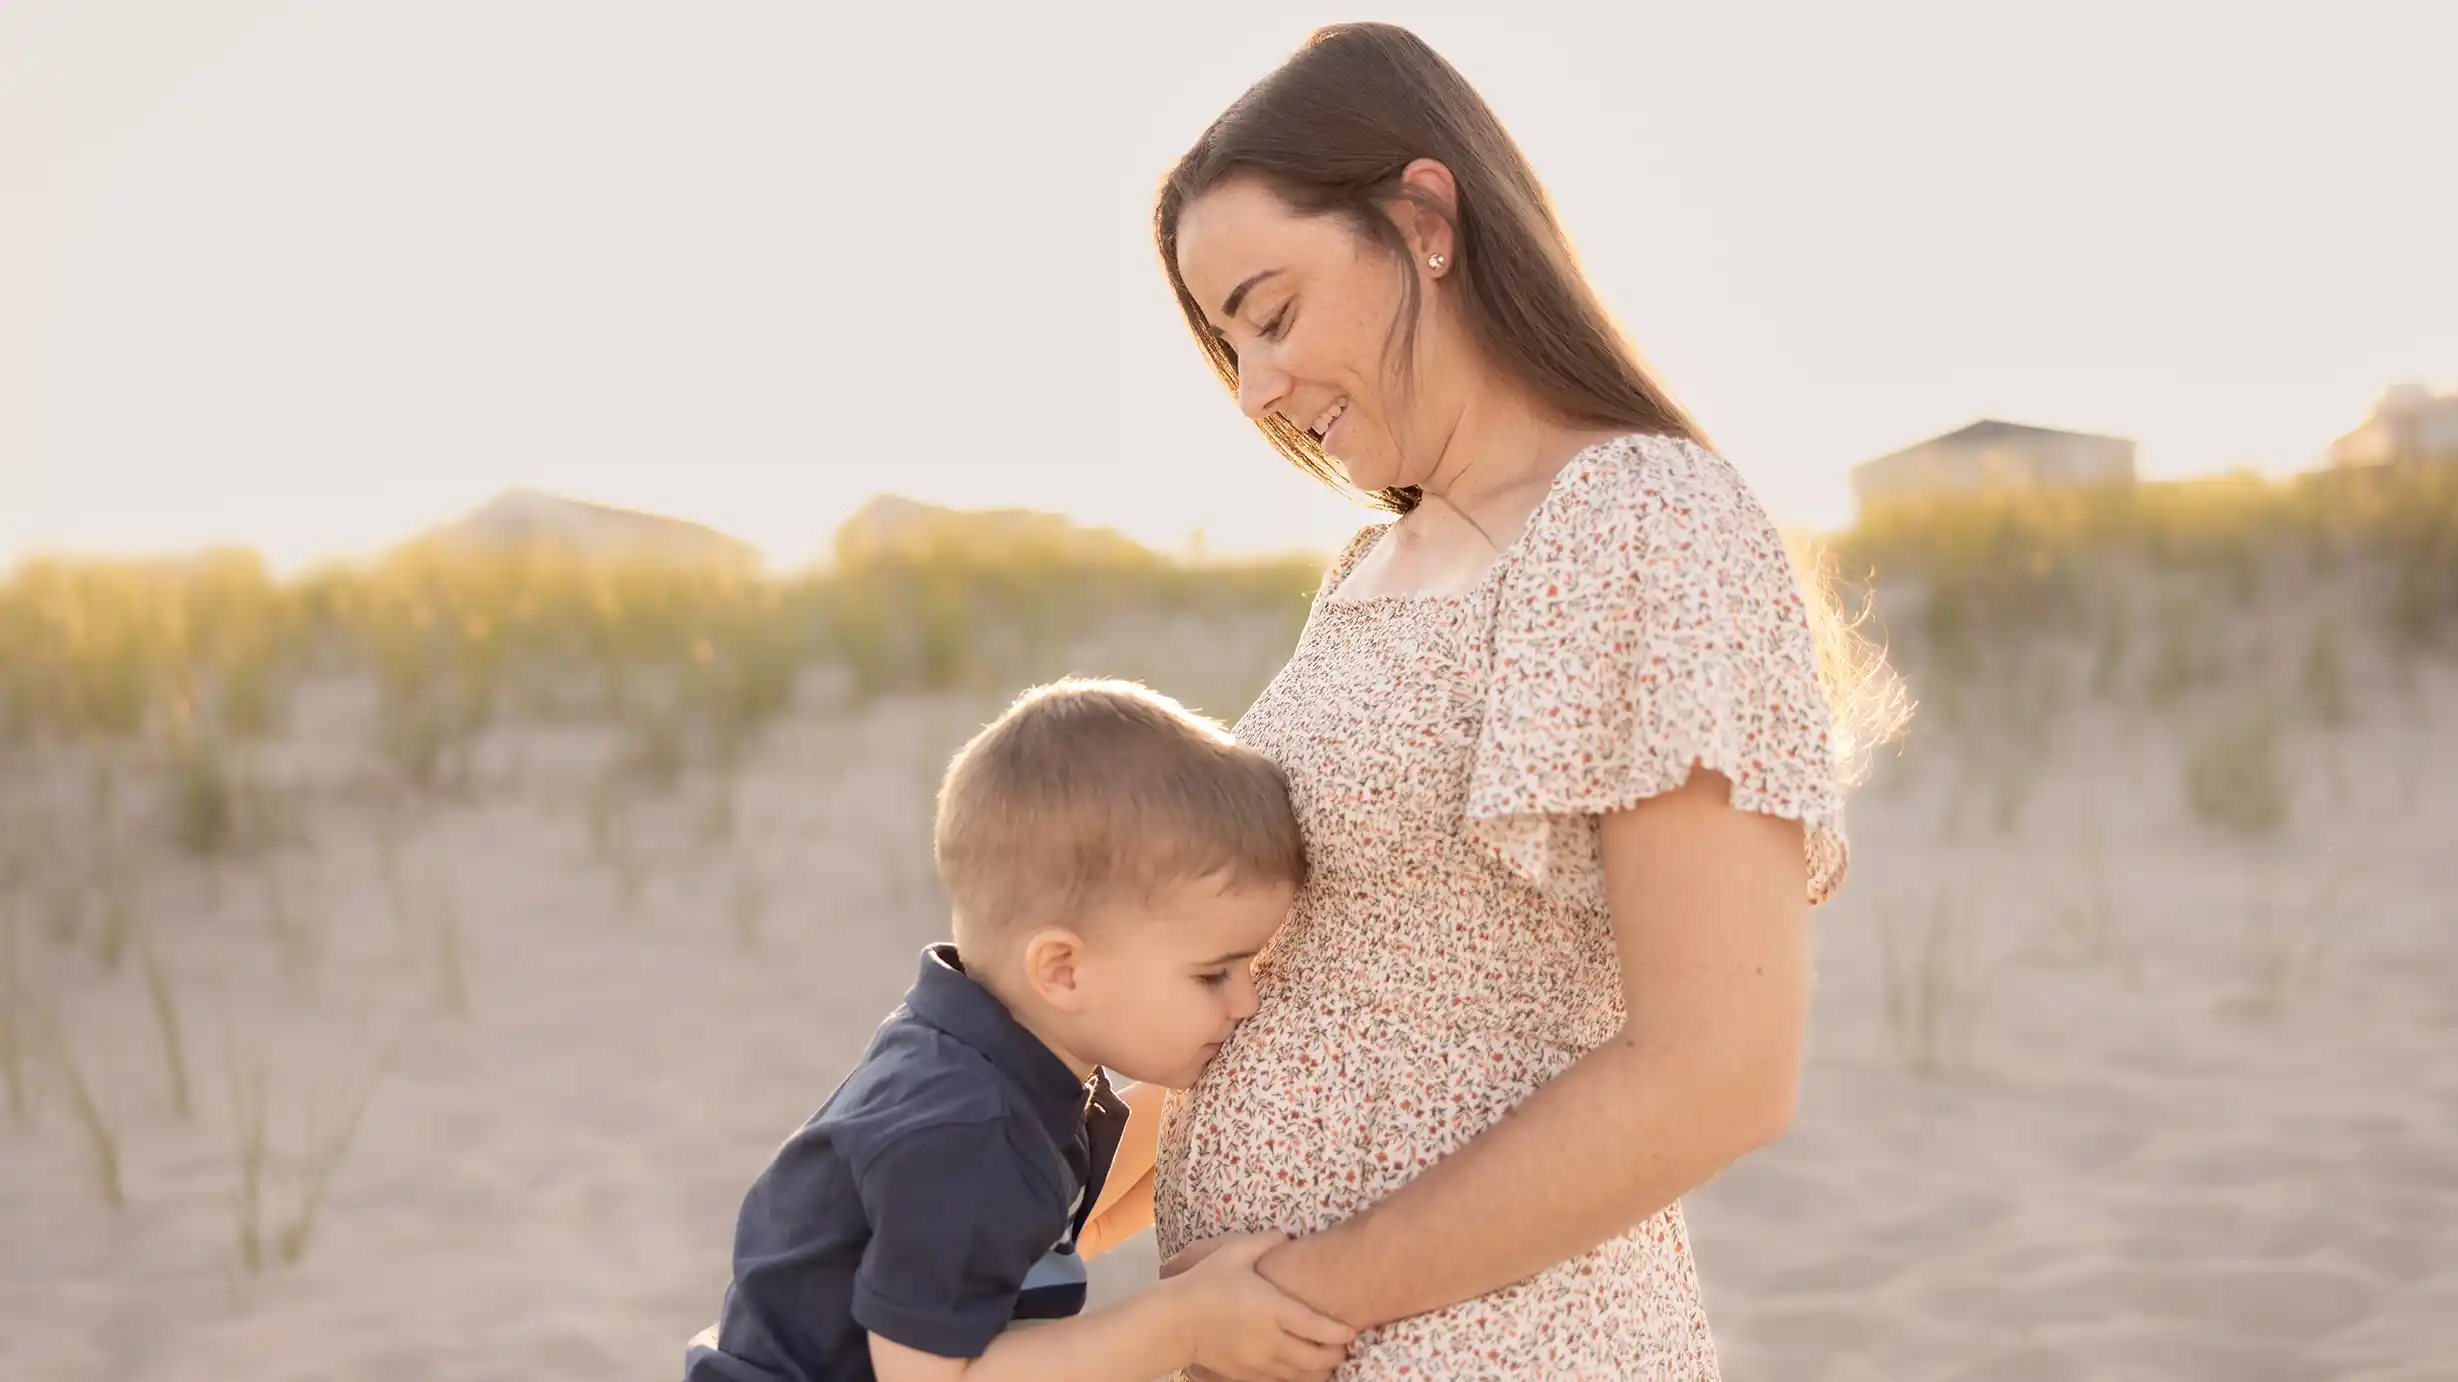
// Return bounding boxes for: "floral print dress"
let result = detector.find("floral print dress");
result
[1154,432,1848,1380]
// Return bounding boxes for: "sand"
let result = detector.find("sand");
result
[2,649,2453,1381]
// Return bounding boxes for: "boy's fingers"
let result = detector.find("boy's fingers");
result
[1289,1340,1347,1370]
[1267,1328,1350,1379]
[1208,1231,1286,1269]
[1162,1235,1232,1279]
[1165,1231,1271,1279]
[1273,1338,1346,1381]
[1275,1300,1357,1345]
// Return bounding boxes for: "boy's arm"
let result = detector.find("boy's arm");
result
[867,1285,1186,1382]
[854,1113,1350,1382]
[870,1237,1353,1382]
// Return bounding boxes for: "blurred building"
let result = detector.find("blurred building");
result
[1849,419,2137,513]
[422,489,758,567]
[832,494,1155,568]
[2328,382,2458,468]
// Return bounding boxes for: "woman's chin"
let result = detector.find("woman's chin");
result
[1328,451,1395,494]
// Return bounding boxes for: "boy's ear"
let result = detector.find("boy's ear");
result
[1019,927,1089,1011]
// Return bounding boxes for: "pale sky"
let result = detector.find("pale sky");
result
[5,1,2453,572]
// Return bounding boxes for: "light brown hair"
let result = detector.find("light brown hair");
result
[934,678,1307,951]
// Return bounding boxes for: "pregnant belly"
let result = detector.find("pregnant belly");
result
[1151,998,1722,1379]
[1153,996,1586,1257]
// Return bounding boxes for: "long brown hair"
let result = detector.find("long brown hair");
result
[1155,22,1911,783]
[1154,21,1703,515]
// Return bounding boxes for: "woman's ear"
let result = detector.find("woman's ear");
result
[1020,927,1090,1012]
[1389,157,1460,268]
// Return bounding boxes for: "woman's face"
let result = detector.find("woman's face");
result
[1173,176,1457,494]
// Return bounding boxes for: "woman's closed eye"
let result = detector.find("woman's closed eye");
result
[1261,303,1293,340]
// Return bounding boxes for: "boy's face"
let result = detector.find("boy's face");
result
[1067,872,1296,1090]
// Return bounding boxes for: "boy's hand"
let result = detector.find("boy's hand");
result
[1167,1233,1353,1382]
[1157,1233,1235,1280]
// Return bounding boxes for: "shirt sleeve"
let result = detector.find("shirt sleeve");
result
[1466,435,1849,906]
[850,1120,1065,1359]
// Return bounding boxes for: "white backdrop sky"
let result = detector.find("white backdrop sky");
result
[5,1,2453,571]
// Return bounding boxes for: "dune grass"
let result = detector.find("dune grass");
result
[30,999,123,1209]
[223,1013,270,1272]
[0,516,1319,781]
[1832,463,2453,839]
[1833,462,2458,691]
[277,1038,395,1266]
[0,517,1330,1023]
[1877,888,1990,1075]
[0,887,28,1124]
[374,808,416,964]
[137,928,194,1121]
[3,462,2442,766]
[2303,621,2350,727]
[2039,833,2131,972]
[1,467,2442,948]
[585,772,650,912]
[2232,869,2358,1019]
[259,854,320,990]
[220,997,398,1272]
[2184,709,2293,835]
[731,865,768,953]
[429,888,469,1016]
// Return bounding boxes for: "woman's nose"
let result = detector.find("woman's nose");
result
[1235,356,1288,422]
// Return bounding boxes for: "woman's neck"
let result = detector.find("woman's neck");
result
[1416,388,1605,510]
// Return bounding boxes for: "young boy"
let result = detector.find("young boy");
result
[682,678,1353,1382]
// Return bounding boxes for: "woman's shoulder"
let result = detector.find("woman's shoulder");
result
[1539,430,1772,538]
[1510,430,1794,593]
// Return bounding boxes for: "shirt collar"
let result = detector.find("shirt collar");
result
[906,943,1109,1148]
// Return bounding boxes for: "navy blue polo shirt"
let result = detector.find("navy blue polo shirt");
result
[683,944,1129,1382]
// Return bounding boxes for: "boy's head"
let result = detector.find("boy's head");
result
[933,678,1306,1089]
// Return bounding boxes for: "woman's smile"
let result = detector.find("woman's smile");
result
[1308,396,1350,448]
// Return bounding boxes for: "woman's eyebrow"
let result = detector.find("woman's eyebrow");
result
[1219,268,1286,321]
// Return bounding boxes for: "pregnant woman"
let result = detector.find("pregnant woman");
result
[1146,23,1900,1380]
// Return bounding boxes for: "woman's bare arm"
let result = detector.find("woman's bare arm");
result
[1080,1078,1168,1258]
[1079,1169,1155,1260]
[1248,768,1812,1328]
